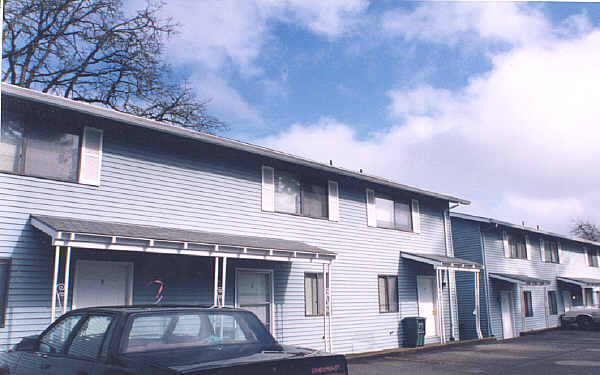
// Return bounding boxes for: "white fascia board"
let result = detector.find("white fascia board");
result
[401,252,442,267]
[29,217,58,240]
[489,274,524,285]
[4,83,468,205]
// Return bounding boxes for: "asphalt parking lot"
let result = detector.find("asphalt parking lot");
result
[349,329,600,375]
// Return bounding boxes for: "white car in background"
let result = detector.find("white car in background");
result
[560,305,600,329]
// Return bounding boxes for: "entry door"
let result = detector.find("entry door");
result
[417,276,438,337]
[500,291,514,339]
[562,290,572,312]
[236,270,273,332]
[73,261,132,309]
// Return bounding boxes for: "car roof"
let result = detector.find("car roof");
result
[70,304,243,314]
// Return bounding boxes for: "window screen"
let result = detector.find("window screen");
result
[0,259,10,328]
[378,275,398,313]
[274,169,328,219]
[375,195,412,231]
[509,234,528,259]
[523,291,533,317]
[544,241,559,263]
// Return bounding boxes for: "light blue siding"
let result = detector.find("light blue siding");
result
[0,95,458,354]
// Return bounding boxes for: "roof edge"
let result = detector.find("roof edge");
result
[2,83,470,205]
[451,212,600,248]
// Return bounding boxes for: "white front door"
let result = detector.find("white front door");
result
[73,261,132,309]
[500,290,514,339]
[562,290,572,312]
[417,276,438,337]
[236,270,273,333]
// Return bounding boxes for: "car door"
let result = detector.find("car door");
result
[43,314,115,375]
[15,314,85,375]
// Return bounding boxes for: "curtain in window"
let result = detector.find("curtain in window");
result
[304,273,324,316]
[24,125,80,181]
[302,183,328,218]
[275,171,301,214]
[386,276,398,312]
[394,201,412,230]
[375,197,394,229]
[378,276,388,312]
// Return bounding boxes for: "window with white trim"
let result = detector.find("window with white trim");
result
[1,105,103,184]
[378,275,398,313]
[507,233,528,259]
[304,272,327,316]
[547,291,558,315]
[366,189,418,232]
[523,291,533,317]
[586,248,599,267]
[544,241,560,263]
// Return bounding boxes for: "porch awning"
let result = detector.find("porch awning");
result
[30,215,335,264]
[490,273,550,286]
[400,252,483,271]
[557,277,600,287]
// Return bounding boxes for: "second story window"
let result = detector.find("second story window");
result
[366,189,420,233]
[504,232,528,260]
[586,248,599,267]
[1,111,81,182]
[1,104,103,185]
[274,170,328,219]
[544,241,560,263]
[261,166,339,221]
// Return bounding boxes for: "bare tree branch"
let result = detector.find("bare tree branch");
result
[571,219,600,242]
[3,0,225,133]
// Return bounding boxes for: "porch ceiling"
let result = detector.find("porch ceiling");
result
[30,214,335,264]
[400,251,483,271]
[490,273,550,286]
[557,277,600,288]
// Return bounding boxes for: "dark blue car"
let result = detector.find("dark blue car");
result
[0,305,347,375]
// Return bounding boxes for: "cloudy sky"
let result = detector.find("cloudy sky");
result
[153,1,600,234]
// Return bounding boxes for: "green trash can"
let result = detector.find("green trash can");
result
[402,317,426,347]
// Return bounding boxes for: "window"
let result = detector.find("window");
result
[68,315,113,359]
[548,291,558,315]
[375,196,412,231]
[0,259,10,328]
[544,241,560,263]
[304,273,327,316]
[523,291,533,317]
[1,109,81,182]
[39,315,84,353]
[584,288,594,307]
[378,275,398,313]
[508,233,528,259]
[274,170,328,219]
[586,248,599,267]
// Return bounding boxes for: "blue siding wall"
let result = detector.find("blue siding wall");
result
[0,97,456,353]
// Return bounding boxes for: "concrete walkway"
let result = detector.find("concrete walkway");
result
[349,329,600,375]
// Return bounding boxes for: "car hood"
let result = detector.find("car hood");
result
[122,344,328,373]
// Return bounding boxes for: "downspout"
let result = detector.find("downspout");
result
[479,223,496,337]
[443,206,457,341]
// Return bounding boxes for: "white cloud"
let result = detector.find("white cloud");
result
[162,0,368,73]
[255,10,600,233]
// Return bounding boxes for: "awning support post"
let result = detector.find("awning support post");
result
[436,268,445,344]
[322,263,328,352]
[62,247,72,314]
[519,284,525,334]
[221,257,227,307]
[474,270,482,339]
[213,257,220,306]
[51,246,61,323]
[327,262,333,352]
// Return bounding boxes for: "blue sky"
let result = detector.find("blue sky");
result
[154,1,600,234]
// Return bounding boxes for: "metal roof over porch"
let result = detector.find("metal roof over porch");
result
[30,214,335,264]
[400,251,483,271]
[557,277,600,287]
[490,273,550,286]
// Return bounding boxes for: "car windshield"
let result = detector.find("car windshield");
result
[121,310,275,353]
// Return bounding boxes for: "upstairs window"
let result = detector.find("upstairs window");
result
[586,248,599,267]
[1,111,80,181]
[507,233,528,259]
[375,196,412,231]
[544,241,560,263]
[274,170,328,219]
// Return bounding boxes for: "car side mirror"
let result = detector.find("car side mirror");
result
[15,336,40,352]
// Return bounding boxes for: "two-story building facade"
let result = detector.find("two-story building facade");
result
[451,213,600,341]
[0,83,483,353]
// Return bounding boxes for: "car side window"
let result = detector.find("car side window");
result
[67,315,113,360]
[39,315,84,354]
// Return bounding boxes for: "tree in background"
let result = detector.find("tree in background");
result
[2,0,224,132]
[571,219,600,242]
